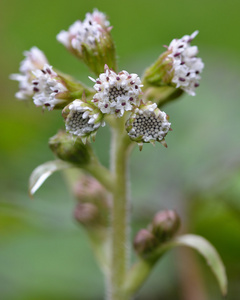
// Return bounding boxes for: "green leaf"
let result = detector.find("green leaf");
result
[29,160,73,197]
[173,234,227,296]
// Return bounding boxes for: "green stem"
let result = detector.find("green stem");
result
[122,243,171,297]
[84,161,115,193]
[108,117,132,300]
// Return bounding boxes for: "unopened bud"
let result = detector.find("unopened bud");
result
[150,210,180,242]
[134,229,158,256]
[49,130,91,166]
[74,202,99,227]
[73,175,110,227]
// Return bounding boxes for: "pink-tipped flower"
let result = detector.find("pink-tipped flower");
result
[10,47,48,100]
[89,65,143,117]
[167,31,204,96]
[32,64,68,110]
[57,9,116,75]
[143,31,204,96]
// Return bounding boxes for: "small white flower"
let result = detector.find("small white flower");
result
[10,47,48,100]
[65,100,105,141]
[126,102,171,149]
[32,64,67,110]
[90,66,143,117]
[57,9,110,53]
[168,31,204,96]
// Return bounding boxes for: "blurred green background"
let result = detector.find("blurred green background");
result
[1,0,240,299]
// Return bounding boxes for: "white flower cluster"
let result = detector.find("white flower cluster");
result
[57,9,110,53]
[10,47,48,100]
[168,31,204,96]
[32,64,67,109]
[65,100,105,139]
[127,103,171,146]
[89,66,143,117]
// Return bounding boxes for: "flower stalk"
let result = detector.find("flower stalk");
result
[108,116,132,300]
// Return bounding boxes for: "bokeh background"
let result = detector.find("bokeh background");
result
[1,0,240,299]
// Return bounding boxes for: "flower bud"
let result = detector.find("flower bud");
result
[73,175,110,227]
[57,9,117,75]
[49,130,91,166]
[74,202,100,227]
[133,229,158,256]
[149,210,180,242]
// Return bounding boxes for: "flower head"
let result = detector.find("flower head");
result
[10,47,48,100]
[126,101,171,150]
[32,64,68,110]
[90,65,143,117]
[57,10,116,75]
[57,9,110,51]
[63,99,105,143]
[167,31,204,96]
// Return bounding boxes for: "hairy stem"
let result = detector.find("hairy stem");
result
[108,117,132,300]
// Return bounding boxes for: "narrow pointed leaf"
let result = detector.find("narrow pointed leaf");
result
[173,234,227,296]
[29,160,73,197]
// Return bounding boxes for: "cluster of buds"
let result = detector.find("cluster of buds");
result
[11,9,204,150]
[134,210,180,257]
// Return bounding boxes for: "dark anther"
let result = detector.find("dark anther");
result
[33,87,39,92]
[179,77,186,82]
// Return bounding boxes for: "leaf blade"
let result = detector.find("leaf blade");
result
[29,160,73,197]
[173,234,227,296]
